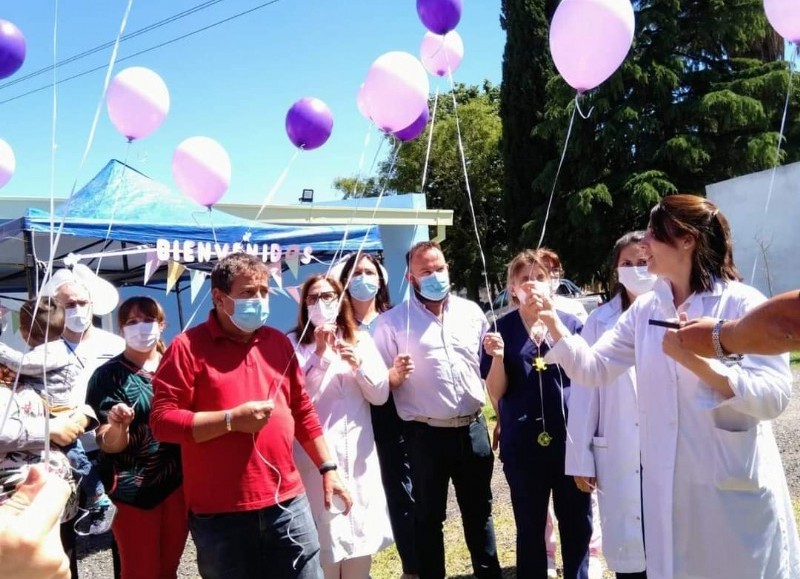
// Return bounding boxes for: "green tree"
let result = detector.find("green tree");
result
[334,83,509,300]
[517,0,800,284]
[332,176,382,198]
[499,0,560,244]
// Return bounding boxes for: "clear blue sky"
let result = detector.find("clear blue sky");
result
[0,0,505,207]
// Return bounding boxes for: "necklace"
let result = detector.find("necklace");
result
[522,314,552,447]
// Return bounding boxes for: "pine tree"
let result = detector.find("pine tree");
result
[516,0,800,285]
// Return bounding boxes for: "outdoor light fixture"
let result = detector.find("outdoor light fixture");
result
[299,188,314,203]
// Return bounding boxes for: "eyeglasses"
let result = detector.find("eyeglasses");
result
[305,291,337,305]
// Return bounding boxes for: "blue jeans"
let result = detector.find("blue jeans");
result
[62,438,104,499]
[403,414,501,579]
[189,494,322,579]
[371,394,418,574]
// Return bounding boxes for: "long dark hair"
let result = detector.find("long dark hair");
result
[295,275,358,346]
[117,296,167,354]
[339,252,392,313]
[648,194,741,293]
[609,231,646,312]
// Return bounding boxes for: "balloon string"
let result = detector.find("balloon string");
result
[247,148,302,235]
[94,140,132,275]
[750,44,797,283]
[272,140,403,401]
[421,85,439,193]
[574,92,594,119]
[446,70,498,330]
[536,98,579,249]
[39,0,134,299]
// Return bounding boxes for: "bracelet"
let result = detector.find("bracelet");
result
[224,411,232,432]
[318,461,338,475]
[712,319,743,365]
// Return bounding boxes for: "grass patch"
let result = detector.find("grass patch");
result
[791,351,800,368]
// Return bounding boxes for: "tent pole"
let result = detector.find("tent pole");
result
[175,280,186,331]
[23,231,37,299]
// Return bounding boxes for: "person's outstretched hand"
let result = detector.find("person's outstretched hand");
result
[0,464,71,579]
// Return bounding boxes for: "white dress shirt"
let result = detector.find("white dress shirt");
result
[373,293,488,422]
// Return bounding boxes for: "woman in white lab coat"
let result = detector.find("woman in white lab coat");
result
[566,231,653,578]
[537,195,800,579]
[289,275,394,579]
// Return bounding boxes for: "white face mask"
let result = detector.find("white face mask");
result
[308,300,339,328]
[65,305,92,333]
[617,266,657,297]
[122,322,161,353]
[530,280,552,298]
[514,288,529,306]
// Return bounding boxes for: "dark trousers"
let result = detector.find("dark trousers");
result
[404,415,501,579]
[502,444,592,579]
[371,394,418,574]
[63,439,104,499]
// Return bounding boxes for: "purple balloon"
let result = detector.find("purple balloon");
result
[394,106,430,142]
[286,97,334,150]
[0,20,26,80]
[416,0,463,35]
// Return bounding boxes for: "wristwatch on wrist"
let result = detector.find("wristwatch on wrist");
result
[318,461,338,475]
[224,411,233,432]
[711,319,743,365]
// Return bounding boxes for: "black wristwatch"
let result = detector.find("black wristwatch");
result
[318,461,338,475]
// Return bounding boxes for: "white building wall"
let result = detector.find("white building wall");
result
[706,161,800,297]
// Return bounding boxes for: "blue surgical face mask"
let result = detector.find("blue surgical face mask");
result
[224,295,269,333]
[348,274,380,302]
[415,270,450,302]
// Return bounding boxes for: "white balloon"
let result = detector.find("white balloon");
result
[0,138,15,188]
[106,67,170,141]
[420,30,464,77]
[362,51,430,132]
[172,136,232,207]
[764,0,800,43]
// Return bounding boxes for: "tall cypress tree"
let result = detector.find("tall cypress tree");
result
[519,0,800,284]
[499,0,560,246]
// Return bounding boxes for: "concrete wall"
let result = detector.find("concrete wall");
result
[706,161,800,297]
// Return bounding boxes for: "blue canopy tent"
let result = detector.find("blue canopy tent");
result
[0,160,381,306]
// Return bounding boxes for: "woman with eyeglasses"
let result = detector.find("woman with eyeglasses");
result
[533,195,799,579]
[337,253,418,578]
[289,275,394,579]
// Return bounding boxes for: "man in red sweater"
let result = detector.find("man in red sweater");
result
[151,253,351,579]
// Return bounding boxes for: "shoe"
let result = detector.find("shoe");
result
[547,555,558,578]
[588,556,603,579]
[74,495,117,536]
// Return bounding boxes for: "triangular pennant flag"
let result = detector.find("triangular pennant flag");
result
[268,264,283,290]
[10,311,20,334]
[165,261,186,294]
[286,285,301,304]
[285,251,300,279]
[190,270,207,303]
[143,251,163,285]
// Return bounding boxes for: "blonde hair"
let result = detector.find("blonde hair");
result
[505,250,549,306]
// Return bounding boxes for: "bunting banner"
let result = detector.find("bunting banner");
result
[10,311,20,334]
[190,269,207,303]
[165,261,186,294]
[285,247,300,279]
[143,251,163,285]
[268,263,283,290]
[285,285,301,304]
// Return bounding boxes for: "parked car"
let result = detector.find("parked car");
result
[485,279,603,325]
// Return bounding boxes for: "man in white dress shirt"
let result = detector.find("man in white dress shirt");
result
[374,241,501,579]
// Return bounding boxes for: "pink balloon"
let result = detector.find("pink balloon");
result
[549,0,635,93]
[764,0,800,42]
[0,138,15,188]
[420,31,464,77]
[172,136,231,207]
[106,67,170,141]
[356,83,372,121]
[362,51,430,133]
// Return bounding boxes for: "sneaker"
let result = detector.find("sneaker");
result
[588,556,604,579]
[74,495,117,536]
[547,555,558,578]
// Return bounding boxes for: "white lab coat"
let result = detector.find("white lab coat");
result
[547,278,800,579]
[565,294,646,573]
[290,331,394,565]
